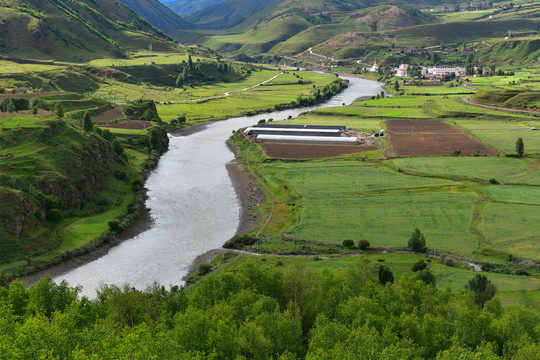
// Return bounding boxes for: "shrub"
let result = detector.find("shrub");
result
[223,235,258,249]
[342,239,355,248]
[358,240,370,250]
[198,263,213,275]
[408,228,427,252]
[415,269,436,286]
[411,260,427,272]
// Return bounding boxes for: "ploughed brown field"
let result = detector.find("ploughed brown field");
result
[101,121,152,130]
[386,120,498,156]
[261,143,378,159]
[92,106,124,123]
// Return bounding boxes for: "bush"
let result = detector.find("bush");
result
[46,209,62,223]
[411,260,427,272]
[358,240,370,250]
[342,239,355,248]
[223,235,258,249]
[415,269,436,286]
[198,263,213,275]
[108,220,122,232]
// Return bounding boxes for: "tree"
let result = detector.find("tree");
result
[358,240,370,250]
[83,112,93,132]
[411,259,427,272]
[175,73,183,88]
[54,102,64,118]
[32,106,38,115]
[188,55,193,70]
[378,265,394,285]
[6,100,16,113]
[516,137,524,157]
[148,128,160,151]
[393,80,400,91]
[408,228,427,252]
[465,274,497,307]
[415,269,436,286]
[112,139,124,157]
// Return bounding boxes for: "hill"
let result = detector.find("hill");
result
[118,0,195,32]
[312,18,540,59]
[0,0,173,61]
[166,0,226,17]
[186,0,276,29]
[197,4,439,54]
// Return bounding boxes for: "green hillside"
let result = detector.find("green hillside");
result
[193,4,439,54]
[312,18,540,59]
[0,0,173,61]
[118,0,195,32]
[167,0,226,16]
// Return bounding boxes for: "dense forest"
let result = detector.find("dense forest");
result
[1,258,538,359]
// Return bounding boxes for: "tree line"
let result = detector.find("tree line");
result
[0,257,538,359]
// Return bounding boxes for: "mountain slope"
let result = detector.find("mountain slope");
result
[187,0,277,29]
[166,0,226,17]
[196,4,439,54]
[0,0,173,61]
[118,0,195,32]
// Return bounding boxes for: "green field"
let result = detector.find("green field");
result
[392,157,540,185]
[258,161,479,254]
[478,203,540,261]
[457,120,540,154]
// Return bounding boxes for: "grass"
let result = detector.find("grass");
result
[478,203,540,261]
[392,157,540,185]
[0,60,64,74]
[256,161,479,254]
[0,114,51,128]
[456,120,540,154]
[401,85,476,95]
[485,185,540,205]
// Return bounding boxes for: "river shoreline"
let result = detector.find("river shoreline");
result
[22,123,264,288]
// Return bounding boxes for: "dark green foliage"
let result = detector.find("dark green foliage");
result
[465,274,497,307]
[45,209,63,224]
[393,80,400,91]
[108,219,122,232]
[408,228,427,253]
[411,259,427,272]
[83,112,93,132]
[223,235,258,249]
[32,106,38,115]
[415,269,436,286]
[123,99,158,120]
[198,263,213,275]
[112,139,124,157]
[358,239,370,250]
[148,128,160,151]
[6,101,16,113]
[0,259,539,358]
[516,137,524,158]
[342,239,354,248]
[378,264,394,285]
[54,102,65,118]
[101,128,114,142]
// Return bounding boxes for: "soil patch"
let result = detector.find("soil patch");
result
[261,143,378,159]
[386,120,498,156]
[101,121,153,130]
[92,106,124,123]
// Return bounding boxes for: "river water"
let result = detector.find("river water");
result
[57,76,383,298]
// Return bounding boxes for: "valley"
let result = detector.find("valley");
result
[0,0,539,358]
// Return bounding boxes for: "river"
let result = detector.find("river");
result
[56,75,383,298]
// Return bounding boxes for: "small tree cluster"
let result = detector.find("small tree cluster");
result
[408,228,427,252]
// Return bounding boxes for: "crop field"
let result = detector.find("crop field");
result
[468,73,540,89]
[87,50,194,67]
[0,60,64,74]
[316,105,429,118]
[386,120,498,156]
[478,203,540,261]
[456,120,540,154]
[391,157,540,185]
[0,114,51,128]
[485,185,540,205]
[258,161,481,254]
[91,106,124,123]
[401,85,476,95]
